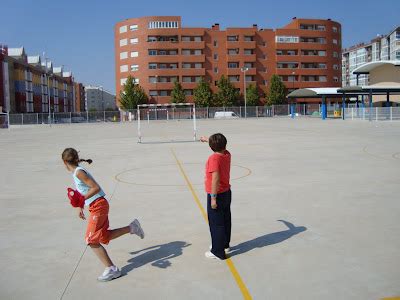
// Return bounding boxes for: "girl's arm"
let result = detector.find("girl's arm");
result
[210,171,220,209]
[76,170,101,200]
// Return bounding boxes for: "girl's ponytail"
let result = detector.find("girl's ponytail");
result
[79,158,93,164]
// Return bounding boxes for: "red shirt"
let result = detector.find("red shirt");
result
[205,150,231,194]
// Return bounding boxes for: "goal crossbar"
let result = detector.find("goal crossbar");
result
[137,103,197,143]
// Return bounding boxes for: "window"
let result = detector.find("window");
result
[149,63,157,69]
[333,26,338,33]
[244,36,254,41]
[333,76,339,82]
[120,52,128,59]
[120,65,128,72]
[130,24,138,31]
[319,76,327,82]
[182,36,191,42]
[228,75,240,82]
[148,21,178,29]
[159,64,167,69]
[333,51,339,58]
[149,90,158,96]
[119,25,127,33]
[333,39,338,45]
[182,63,191,69]
[182,76,192,83]
[228,62,239,68]
[120,78,127,86]
[159,90,168,96]
[194,63,202,69]
[244,49,254,55]
[276,36,299,43]
[333,64,339,70]
[119,39,128,46]
[244,62,253,68]
[131,64,139,71]
[184,90,193,96]
[318,63,327,69]
[131,51,139,57]
[170,63,178,69]
[182,49,190,55]
[159,50,167,55]
[149,77,157,83]
[227,35,239,42]
[245,75,253,82]
[214,67,218,73]
[228,49,239,55]
[214,53,218,60]
[213,40,218,47]
[148,36,157,42]
[316,38,326,44]
[396,51,400,60]
[319,51,326,56]
[130,38,138,44]
[194,49,202,55]
[194,36,202,42]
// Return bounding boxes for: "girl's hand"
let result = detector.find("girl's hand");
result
[77,207,86,220]
[211,198,217,209]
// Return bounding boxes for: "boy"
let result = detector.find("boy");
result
[200,133,232,260]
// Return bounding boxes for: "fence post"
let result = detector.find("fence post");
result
[239,106,242,118]
[375,107,378,121]
[103,111,105,122]
[22,114,24,125]
[256,106,258,118]
[207,107,209,119]
[390,106,393,121]
[351,107,354,120]
[86,110,89,123]
[37,113,39,124]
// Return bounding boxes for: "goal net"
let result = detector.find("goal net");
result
[0,112,9,129]
[137,103,197,143]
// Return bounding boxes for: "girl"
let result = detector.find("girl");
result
[62,148,144,282]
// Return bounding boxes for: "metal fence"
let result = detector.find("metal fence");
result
[344,107,400,121]
[4,105,400,126]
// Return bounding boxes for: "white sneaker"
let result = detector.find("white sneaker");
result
[97,266,121,282]
[209,245,231,253]
[205,251,223,260]
[129,219,145,239]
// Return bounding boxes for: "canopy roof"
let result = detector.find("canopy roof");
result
[288,85,400,98]
[353,60,400,74]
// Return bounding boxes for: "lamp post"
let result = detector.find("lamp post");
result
[45,56,52,126]
[99,85,104,111]
[291,71,295,91]
[240,66,249,118]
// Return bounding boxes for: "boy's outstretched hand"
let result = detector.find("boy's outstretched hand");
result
[200,136,209,143]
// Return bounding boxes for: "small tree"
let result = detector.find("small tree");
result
[119,75,148,110]
[214,75,239,107]
[193,78,213,107]
[170,80,186,103]
[266,75,287,106]
[245,84,259,106]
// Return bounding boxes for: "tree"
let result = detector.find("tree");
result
[119,75,148,110]
[170,80,186,103]
[245,84,259,106]
[193,78,213,107]
[266,75,287,105]
[214,75,239,107]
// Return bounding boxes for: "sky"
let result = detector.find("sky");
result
[1,0,399,93]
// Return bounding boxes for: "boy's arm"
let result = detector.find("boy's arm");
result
[200,136,208,143]
[210,171,220,209]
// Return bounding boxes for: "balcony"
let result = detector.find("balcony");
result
[180,68,206,76]
[147,56,179,63]
[148,69,180,76]
[179,41,205,49]
[146,42,180,49]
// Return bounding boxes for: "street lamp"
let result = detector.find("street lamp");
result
[99,85,104,111]
[291,71,295,91]
[240,66,249,118]
[44,56,52,126]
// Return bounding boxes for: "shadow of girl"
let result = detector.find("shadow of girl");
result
[121,241,191,274]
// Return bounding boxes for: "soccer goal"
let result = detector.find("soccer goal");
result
[0,112,10,129]
[137,103,197,143]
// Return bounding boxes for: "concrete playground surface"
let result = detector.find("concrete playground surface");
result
[0,118,399,300]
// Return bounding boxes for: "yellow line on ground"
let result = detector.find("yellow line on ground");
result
[171,148,252,300]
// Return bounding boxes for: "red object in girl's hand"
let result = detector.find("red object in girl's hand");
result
[67,188,85,208]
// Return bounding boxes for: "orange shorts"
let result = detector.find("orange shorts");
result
[85,197,111,245]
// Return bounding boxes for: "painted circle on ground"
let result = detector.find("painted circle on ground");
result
[115,163,251,186]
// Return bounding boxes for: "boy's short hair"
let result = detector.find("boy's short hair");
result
[209,133,227,152]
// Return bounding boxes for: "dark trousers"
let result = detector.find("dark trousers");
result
[207,189,232,259]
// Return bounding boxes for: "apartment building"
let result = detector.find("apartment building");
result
[114,16,342,105]
[84,85,116,111]
[342,26,400,87]
[0,45,75,113]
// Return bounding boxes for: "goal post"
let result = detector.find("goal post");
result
[137,103,197,143]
